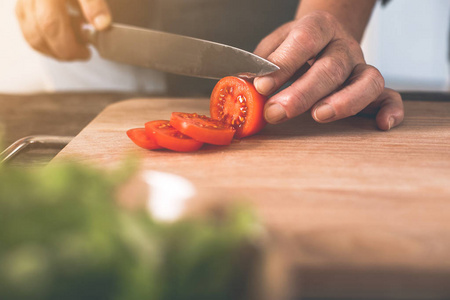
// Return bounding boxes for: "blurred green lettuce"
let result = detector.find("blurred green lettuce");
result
[0,162,262,300]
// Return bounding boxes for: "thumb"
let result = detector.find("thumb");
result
[78,0,111,30]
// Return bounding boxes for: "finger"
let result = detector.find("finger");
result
[310,64,386,124]
[16,0,54,57]
[254,11,338,96]
[35,0,90,60]
[253,22,293,58]
[372,88,404,130]
[78,0,111,30]
[263,39,359,124]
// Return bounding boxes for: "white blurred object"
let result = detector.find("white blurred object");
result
[0,0,49,93]
[362,0,450,91]
[39,51,167,94]
[0,0,166,94]
[143,170,196,222]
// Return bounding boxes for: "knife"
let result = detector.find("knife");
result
[82,23,279,80]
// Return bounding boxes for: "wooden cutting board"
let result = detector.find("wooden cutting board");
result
[54,98,450,298]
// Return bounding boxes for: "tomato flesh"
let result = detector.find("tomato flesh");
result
[145,120,203,152]
[126,128,162,150]
[170,112,235,145]
[210,76,266,138]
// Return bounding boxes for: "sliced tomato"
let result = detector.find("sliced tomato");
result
[126,128,162,150]
[170,112,236,145]
[210,76,266,139]
[145,120,203,152]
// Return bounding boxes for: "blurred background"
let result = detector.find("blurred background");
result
[0,0,449,94]
[361,0,450,92]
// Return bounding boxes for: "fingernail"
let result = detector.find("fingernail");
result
[265,103,286,124]
[388,117,395,130]
[94,14,111,30]
[314,104,335,122]
[254,77,276,95]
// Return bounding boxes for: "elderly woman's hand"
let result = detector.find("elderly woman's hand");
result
[254,11,404,130]
[16,0,111,60]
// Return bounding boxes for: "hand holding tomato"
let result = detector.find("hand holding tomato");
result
[15,0,111,60]
[253,11,404,131]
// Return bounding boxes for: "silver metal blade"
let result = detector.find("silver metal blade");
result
[92,23,279,79]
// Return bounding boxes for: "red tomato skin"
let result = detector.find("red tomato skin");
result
[145,120,203,152]
[210,76,266,139]
[126,128,162,150]
[170,112,235,145]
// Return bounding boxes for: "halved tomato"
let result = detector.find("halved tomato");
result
[170,112,236,145]
[210,76,266,139]
[145,120,203,152]
[126,128,162,150]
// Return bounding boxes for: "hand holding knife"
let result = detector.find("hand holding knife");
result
[69,1,279,80]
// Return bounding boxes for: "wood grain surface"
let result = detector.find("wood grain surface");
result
[0,92,145,165]
[53,98,450,299]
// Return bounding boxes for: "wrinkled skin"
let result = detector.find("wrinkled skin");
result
[254,11,404,130]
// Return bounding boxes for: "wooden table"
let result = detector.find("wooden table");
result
[1,92,450,299]
[0,92,143,165]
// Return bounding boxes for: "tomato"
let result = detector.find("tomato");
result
[128,77,266,152]
[145,120,203,152]
[126,128,162,150]
[170,112,236,145]
[210,76,266,139]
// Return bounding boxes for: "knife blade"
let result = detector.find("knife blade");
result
[85,23,279,80]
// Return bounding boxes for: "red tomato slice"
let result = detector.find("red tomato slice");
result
[126,128,162,150]
[145,120,203,152]
[210,76,266,139]
[170,112,236,145]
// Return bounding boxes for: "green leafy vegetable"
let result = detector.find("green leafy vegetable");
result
[0,162,263,300]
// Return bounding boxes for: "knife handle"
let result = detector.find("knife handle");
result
[67,2,97,45]
[73,21,97,45]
